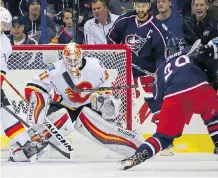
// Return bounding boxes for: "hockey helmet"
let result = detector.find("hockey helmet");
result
[62,42,83,77]
[165,37,187,58]
[0,7,12,31]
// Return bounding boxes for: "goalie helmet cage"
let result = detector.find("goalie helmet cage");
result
[10,44,133,130]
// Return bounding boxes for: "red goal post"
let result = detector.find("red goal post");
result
[10,44,133,130]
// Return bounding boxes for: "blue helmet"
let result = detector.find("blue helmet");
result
[165,37,187,57]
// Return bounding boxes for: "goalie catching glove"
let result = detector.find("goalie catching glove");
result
[91,93,121,120]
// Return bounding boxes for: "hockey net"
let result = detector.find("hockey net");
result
[1,44,133,156]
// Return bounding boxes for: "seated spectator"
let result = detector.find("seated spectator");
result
[79,0,93,27]
[183,0,218,46]
[153,0,184,42]
[108,0,134,15]
[209,0,218,21]
[9,16,38,45]
[20,0,56,44]
[178,0,192,17]
[84,0,118,44]
[57,8,84,44]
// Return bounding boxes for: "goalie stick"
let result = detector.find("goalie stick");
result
[4,78,71,159]
[1,103,71,159]
[62,71,152,93]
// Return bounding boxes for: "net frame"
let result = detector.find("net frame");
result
[11,44,133,130]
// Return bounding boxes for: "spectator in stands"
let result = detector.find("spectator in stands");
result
[209,0,218,21]
[153,0,184,43]
[57,8,84,44]
[20,0,56,44]
[1,0,4,7]
[178,0,192,17]
[183,0,218,46]
[108,0,134,15]
[9,16,38,45]
[84,0,118,44]
[79,0,93,27]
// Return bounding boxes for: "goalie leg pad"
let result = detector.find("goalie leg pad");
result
[75,107,144,157]
[31,108,74,151]
[26,91,50,124]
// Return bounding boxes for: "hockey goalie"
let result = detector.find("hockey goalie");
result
[8,42,144,162]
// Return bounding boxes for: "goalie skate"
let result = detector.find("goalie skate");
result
[16,141,38,163]
[9,136,49,163]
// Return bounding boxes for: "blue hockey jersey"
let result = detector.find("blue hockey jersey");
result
[148,51,209,113]
[107,11,166,76]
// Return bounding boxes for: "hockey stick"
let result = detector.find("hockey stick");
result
[1,103,71,159]
[131,64,157,80]
[4,78,71,159]
[4,78,28,103]
[62,71,152,93]
[186,39,202,56]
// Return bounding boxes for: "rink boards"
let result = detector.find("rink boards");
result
[0,70,215,153]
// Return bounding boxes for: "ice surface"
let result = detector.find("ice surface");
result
[1,154,218,177]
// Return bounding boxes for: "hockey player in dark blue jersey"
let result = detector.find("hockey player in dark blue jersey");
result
[107,0,166,76]
[107,0,167,129]
[118,37,218,170]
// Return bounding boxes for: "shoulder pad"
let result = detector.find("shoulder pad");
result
[119,10,136,18]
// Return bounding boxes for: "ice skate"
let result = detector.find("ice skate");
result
[160,144,175,156]
[17,141,38,163]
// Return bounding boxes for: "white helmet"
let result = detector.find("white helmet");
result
[62,42,83,77]
[0,7,12,31]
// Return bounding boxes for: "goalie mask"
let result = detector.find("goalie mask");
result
[0,7,12,32]
[63,42,83,77]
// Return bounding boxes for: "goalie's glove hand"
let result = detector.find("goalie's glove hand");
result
[91,93,121,120]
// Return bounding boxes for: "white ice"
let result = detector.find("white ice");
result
[1,154,218,177]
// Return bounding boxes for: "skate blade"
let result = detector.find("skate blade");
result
[29,154,37,163]
[36,145,50,162]
[117,160,133,170]
[160,151,175,156]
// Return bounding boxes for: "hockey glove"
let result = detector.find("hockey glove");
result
[202,40,218,60]
[91,93,121,120]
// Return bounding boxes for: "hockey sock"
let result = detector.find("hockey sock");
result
[206,115,218,147]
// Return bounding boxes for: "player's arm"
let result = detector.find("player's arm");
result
[107,14,128,44]
[25,70,53,102]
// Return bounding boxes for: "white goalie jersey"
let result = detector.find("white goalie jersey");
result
[0,33,12,74]
[25,57,112,110]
